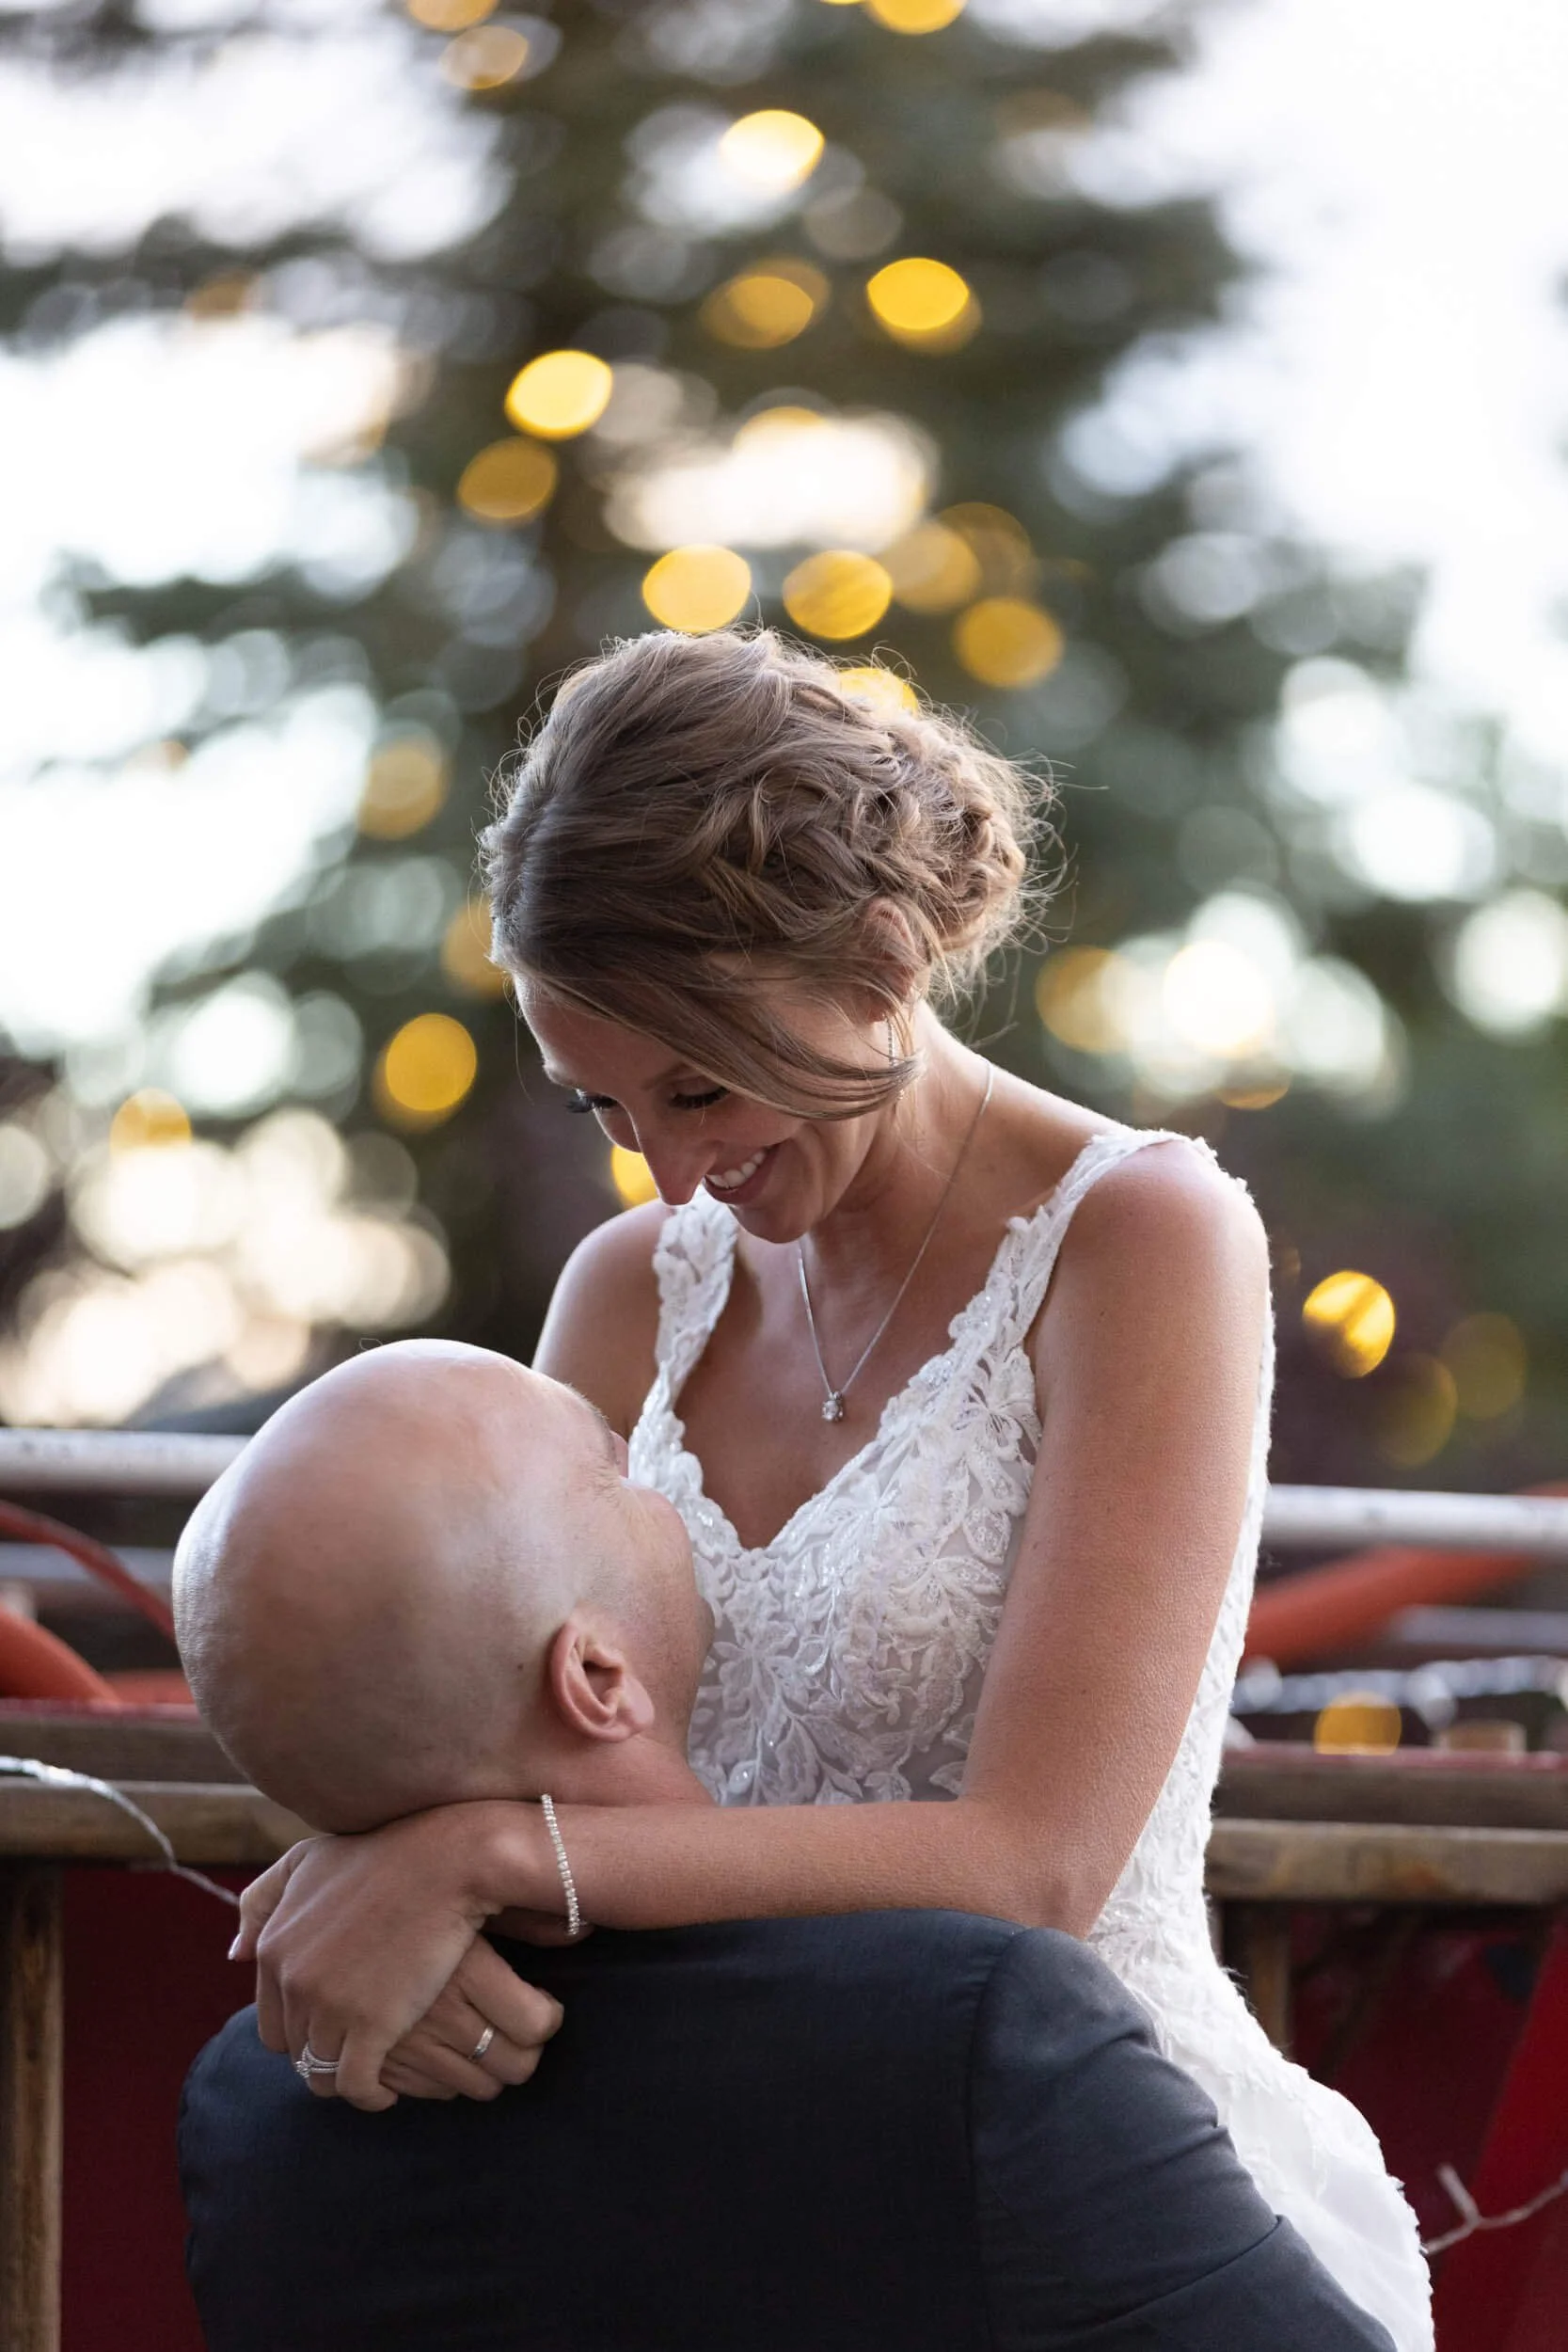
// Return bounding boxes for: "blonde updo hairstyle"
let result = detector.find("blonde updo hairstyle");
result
[483,628,1050,1118]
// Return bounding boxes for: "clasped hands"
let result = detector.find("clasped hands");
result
[231,1801,579,2114]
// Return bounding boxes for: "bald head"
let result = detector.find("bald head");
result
[173,1343,703,1832]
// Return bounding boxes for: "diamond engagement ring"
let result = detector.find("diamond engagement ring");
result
[468,2025,496,2065]
[293,2041,340,2083]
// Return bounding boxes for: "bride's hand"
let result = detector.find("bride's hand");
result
[231,1803,561,2111]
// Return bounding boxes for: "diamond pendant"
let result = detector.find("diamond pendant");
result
[821,1394,846,1422]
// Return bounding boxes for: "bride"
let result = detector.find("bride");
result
[236,627,1433,2351]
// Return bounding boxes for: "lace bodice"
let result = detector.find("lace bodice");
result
[629,1117,1432,2351]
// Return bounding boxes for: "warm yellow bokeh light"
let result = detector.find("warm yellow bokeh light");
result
[1302,1270,1396,1377]
[866,0,966,29]
[865,257,978,348]
[504,350,614,439]
[456,437,558,524]
[1218,1076,1291,1110]
[1163,941,1275,1059]
[357,734,449,840]
[1035,948,1126,1055]
[375,1014,479,1128]
[407,0,494,29]
[719,109,826,194]
[733,404,832,449]
[782,550,894,641]
[1440,1311,1528,1420]
[1373,1354,1458,1469]
[882,520,982,613]
[642,546,753,633]
[953,596,1063,688]
[838,664,919,715]
[441,898,509,998]
[1313,1692,1402,1756]
[941,501,1037,593]
[439,24,531,87]
[109,1089,192,1153]
[610,1146,659,1208]
[700,263,827,349]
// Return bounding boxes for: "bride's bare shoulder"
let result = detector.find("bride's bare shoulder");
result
[532,1200,672,1436]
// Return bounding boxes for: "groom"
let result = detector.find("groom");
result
[176,1342,1393,2351]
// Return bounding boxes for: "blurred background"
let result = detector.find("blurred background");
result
[0,0,1563,1504]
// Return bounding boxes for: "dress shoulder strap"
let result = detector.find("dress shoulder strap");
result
[999,1126,1240,1354]
[648,1191,739,1392]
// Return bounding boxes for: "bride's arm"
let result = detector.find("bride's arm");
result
[236,1143,1268,2107]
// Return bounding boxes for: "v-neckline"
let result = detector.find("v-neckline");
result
[657,1127,1125,1560]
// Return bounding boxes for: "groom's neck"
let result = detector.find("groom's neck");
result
[528,1728,712,1812]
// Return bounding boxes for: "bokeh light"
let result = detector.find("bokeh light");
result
[441,898,509,998]
[0,1125,53,1232]
[883,520,982,612]
[865,258,978,349]
[952,596,1063,687]
[942,503,1037,592]
[406,0,496,28]
[356,731,449,839]
[718,110,825,195]
[782,550,894,640]
[1036,947,1127,1054]
[456,437,558,525]
[865,0,966,28]
[838,664,919,715]
[607,405,928,556]
[109,1089,191,1152]
[504,350,614,439]
[610,1146,658,1208]
[1313,1692,1402,1756]
[374,1012,479,1127]
[1162,940,1276,1058]
[1302,1270,1396,1377]
[439,24,533,88]
[1446,889,1568,1036]
[642,545,753,633]
[1440,1312,1528,1420]
[1373,1354,1458,1468]
[700,261,828,348]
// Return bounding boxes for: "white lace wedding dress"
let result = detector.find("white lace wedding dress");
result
[628,1120,1433,2352]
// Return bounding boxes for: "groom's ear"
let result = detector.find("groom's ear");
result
[545,1614,657,1743]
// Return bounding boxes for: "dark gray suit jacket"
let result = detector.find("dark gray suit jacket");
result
[181,1911,1395,2351]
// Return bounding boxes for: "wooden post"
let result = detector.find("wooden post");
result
[1224,1901,1293,2055]
[0,1864,64,2352]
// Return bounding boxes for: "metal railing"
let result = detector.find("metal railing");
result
[1,1426,1567,1556]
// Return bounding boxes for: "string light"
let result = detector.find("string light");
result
[865,257,978,349]
[782,550,893,640]
[439,24,532,86]
[865,0,966,29]
[109,1091,191,1153]
[700,262,827,349]
[374,1014,478,1128]
[504,351,614,439]
[356,734,449,839]
[1302,1271,1396,1377]
[719,110,825,194]
[456,437,558,524]
[952,596,1062,687]
[642,546,752,633]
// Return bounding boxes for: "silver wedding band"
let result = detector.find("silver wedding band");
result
[468,2025,496,2066]
[294,2040,340,2083]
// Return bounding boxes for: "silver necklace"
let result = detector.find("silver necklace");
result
[797,1063,995,1423]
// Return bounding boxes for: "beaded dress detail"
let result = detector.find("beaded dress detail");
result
[629,1122,1433,2351]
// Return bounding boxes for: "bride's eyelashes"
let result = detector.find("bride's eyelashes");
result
[563,1087,728,1116]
